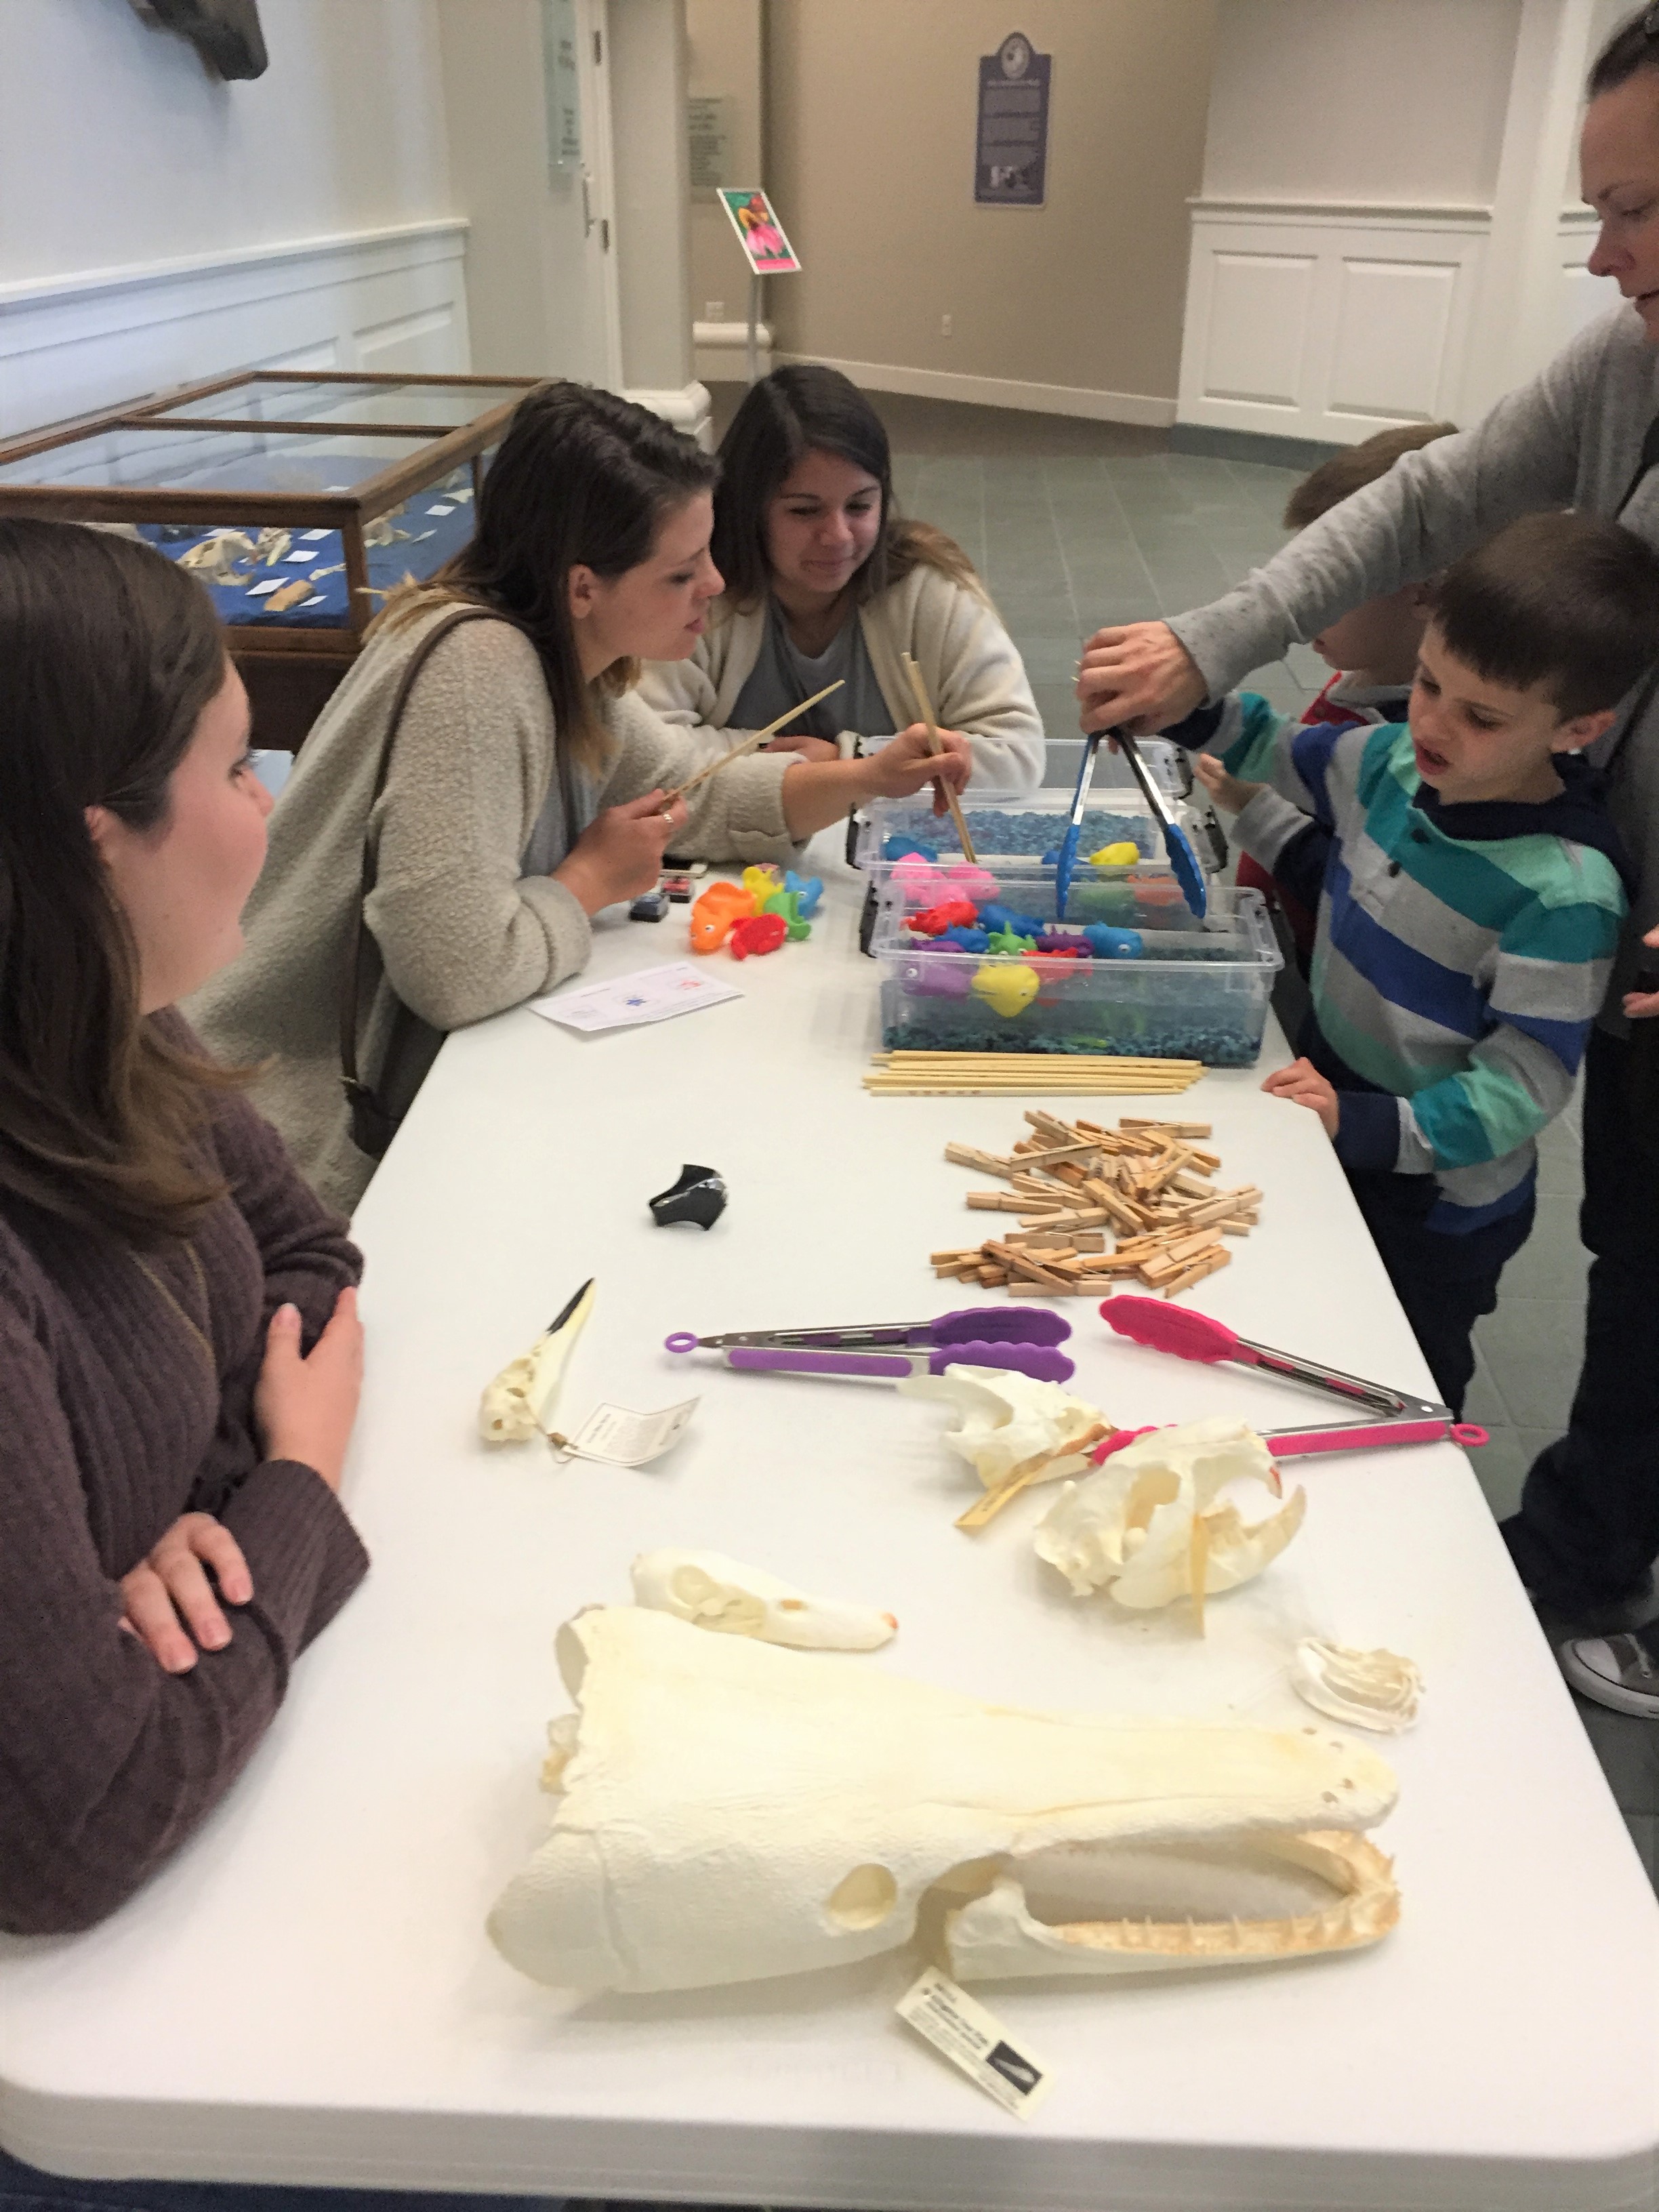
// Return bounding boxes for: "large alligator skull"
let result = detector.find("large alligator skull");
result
[487,1606,1398,1994]
[1035,1416,1305,1628]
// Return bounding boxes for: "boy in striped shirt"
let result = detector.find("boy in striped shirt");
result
[1189,512,1658,1417]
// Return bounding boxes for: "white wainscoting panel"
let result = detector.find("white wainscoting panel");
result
[1179,203,1488,444]
[1328,258,1460,423]
[0,220,472,442]
[1201,253,1315,407]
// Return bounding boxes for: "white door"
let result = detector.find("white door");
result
[575,0,624,391]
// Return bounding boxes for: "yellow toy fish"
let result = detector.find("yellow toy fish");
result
[1088,840,1141,867]
[742,864,783,907]
[970,962,1040,1018]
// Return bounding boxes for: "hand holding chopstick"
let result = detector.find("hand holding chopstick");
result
[899,652,978,862]
[659,679,846,806]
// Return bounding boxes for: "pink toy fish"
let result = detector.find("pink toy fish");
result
[945,864,999,903]
[891,855,947,903]
[729,912,787,959]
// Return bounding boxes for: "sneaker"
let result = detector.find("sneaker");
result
[1559,1622,1659,1716]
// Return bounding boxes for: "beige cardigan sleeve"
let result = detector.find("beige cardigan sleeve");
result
[861,567,1045,792]
[365,629,804,1032]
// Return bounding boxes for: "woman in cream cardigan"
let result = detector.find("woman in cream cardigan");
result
[192,384,967,1214]
[638,365,1044,790]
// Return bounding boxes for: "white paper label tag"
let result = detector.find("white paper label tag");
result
[554,1398,698,1467]
[896,1967,1054,2122]
[300,527,332,541]
[426,501,455,515]
[244,579,282,597]
[283,548,313,561]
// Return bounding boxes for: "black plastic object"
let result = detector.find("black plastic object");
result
[630,889,669,921]
[650,1164,728,1230]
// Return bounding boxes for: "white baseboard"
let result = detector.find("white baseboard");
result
[626,380,715,451]
[774,350,1176,428]
[0,218,472,442]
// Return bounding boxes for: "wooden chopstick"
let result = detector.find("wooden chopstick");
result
[659,678,845,805]
[899,651,978,864]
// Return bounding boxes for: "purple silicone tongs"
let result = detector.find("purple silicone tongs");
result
[665,1305,1075,1384]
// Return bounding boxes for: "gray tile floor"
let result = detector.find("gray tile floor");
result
[711,384,1656,1872]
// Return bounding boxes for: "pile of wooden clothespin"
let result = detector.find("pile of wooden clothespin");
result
[929,1111,1261,1299]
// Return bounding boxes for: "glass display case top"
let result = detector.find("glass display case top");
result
[150,377,531,430]
[0,427,441,497]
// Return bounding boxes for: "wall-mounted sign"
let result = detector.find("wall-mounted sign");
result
[688,94,731,195]
[718,188,802,276]
[974,30,1050,207]
[541,0,582,180]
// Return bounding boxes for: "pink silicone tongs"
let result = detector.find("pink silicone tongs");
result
[1097,1296,1488,1458]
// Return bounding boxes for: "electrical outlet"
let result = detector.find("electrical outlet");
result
[941,312,953,337]
[706,300,725,321]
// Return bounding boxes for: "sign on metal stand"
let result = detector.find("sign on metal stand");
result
[718,188,803,385]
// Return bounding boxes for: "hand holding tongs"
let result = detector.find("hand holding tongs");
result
[666,1305,1075,1383]
[1099,1296,1486,1456]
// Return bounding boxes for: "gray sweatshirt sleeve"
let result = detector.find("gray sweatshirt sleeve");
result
[601,691,807,864]
[1167,316,1603,702]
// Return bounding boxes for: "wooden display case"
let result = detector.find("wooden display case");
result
[0,369,539,749]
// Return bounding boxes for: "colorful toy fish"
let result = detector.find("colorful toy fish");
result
[729,912,788,959]
[1035,928,1089,954]
[945,864,999,903]
[937,924,989,953]
[783,870,823,917]
[892,855,948,903]
[979,902,1046,941]
[761,890,812,941]
[884,836,939,863]
[742,865,783,907]
[984,926,1037,956]
[688,882,756,954]
[1082,923,1143,959]
[1089,840,1142,867]
[971,962,1041,1017]
[901,955,975,999]
[908,896,979,937]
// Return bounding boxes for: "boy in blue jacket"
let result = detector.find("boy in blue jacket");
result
[1187,512,1656,1417]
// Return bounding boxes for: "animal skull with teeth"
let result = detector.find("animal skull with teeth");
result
[487,1605,1399,1994]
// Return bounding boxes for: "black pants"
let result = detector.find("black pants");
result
[1345,1168,1532,1421]
[1502,1028,1659,1614]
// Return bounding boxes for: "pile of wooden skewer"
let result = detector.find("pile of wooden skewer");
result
[929,1111,1261,1300]
[866,1052,1204,1098]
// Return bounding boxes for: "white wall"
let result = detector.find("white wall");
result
[1201,0,1520,208]
[1179,0,1616,447]
[0,0,469,437]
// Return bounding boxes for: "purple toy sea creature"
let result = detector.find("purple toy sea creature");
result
[899,956,975,1000]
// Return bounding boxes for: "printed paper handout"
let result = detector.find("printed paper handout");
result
[529,960,743,1036]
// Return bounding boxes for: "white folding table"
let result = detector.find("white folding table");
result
[3,837,1656,2212]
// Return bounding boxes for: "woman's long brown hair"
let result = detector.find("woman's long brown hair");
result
[708,363,986,615]
[0,518,239,1243]
[374,382,720,769]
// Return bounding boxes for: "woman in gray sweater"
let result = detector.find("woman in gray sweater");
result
[192,383,970,1216]
[1074,7,1659,1717]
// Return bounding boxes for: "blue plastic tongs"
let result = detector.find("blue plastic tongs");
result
[665,1305,1075,1383]
[1054,729,1105,922]
[1057,726,1209,922]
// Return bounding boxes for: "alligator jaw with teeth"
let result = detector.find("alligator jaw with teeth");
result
[487,1606,1400,1994]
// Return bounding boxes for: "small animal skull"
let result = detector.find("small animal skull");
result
[1034,1416,1305,1629]
[630,1549,897,1650]
[900,1364,1108,1489]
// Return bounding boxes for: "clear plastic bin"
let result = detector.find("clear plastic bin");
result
[856,782,1218,882]
[869,866,1282,1067]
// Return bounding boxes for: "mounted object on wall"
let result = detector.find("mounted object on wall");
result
[974,32,1050,208]
[129,0,268,81]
